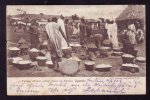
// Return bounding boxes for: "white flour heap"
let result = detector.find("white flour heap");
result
[122,54,134,58]
[30,48,39,52]
[9,47,20,50]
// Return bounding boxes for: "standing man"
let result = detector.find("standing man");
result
[57,15,69,48]
[79,18,86,45]
[28,19,40,49]
[45,17,68,71]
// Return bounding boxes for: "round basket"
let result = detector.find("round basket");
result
[16,60,32,70]
[112,47,123,52]
[95,64,112,72]
[84,61,95,71]
[8,47,20,57]
[122,54,135,64]
[29,48,39,61]
[12,60,20,68]
[70,43,82,52]
[121,64,139,73]
[113,52,123,56]
[46,61,54,68]
[99,46,111,52]
[36,56,47,66]
[62,47,72,58]
[136,57,146,63]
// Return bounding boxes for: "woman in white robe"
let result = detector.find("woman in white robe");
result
[105,21,119,48]
[57,16,68,49]
[45,17,68,71]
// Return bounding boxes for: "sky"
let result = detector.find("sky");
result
[7,5,128,19]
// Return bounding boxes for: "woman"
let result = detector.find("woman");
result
[57,15,68,49]
[28,19,40,49]
[65,19,73,40]
[45,17,68,71]
[122,24,136,56]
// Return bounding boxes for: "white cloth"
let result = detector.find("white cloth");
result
[57,18,68,48]
[106,23,119,48]
[45,22,62,57]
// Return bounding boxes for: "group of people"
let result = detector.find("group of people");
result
[28,15,144,71]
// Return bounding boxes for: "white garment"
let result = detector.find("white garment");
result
[106,23,119,48]
[57,18,68,48]
[45,22,62,57]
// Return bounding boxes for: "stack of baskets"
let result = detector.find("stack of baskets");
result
[121,54,139,73]
[112,47,123,56]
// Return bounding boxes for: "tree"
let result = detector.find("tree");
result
[72,14,80,20]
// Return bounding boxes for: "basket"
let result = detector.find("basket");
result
[122,54,135,64]
[8,47,20,57]
[120,64,139,73]
[95,64,112,72]
[29,48,39,61]
[112,47,123,52]
[136,57,146,63]
[99,46,111,52]
[84,61,95,71]
[46,61,54,68]
[36,56,47,66]
[16,60,32,70]
[62,47,72,58]
[113,52,123,56]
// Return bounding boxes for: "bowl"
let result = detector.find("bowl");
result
[95,64,112,72]
[113,52,123,56]
[16,60,32,70]
[136,57,146,63]
[120,64,139,73]
[99,46,111,52]
[29,48,39,60]
[8,47,20,57]
[84,61,95,71]
[62,47,72,58]
[112,47,123,52]
[122,54,135,64]
[46,61,54,68]
[36,56,47,66]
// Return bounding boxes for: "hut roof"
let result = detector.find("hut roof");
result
[18,38,26,43]
[116,5,145,21]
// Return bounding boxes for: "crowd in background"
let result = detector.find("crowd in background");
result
[23,15,145,71]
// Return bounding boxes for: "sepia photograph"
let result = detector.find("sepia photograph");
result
[6,5,146,77]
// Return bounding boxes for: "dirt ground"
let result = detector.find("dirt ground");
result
[7,25,146,77]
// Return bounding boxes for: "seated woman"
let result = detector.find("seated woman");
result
[122,24,137,56]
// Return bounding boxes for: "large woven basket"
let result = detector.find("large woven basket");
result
[84,61,95,71]
[8,47,20,57]
[122,54,135,64]
[29,48,39,61]
[36,56,47,66]
[14,60,32,70]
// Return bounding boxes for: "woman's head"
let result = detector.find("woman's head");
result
[51,17,58,23]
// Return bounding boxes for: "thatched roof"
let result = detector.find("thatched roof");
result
[116,5,145,21]
[18,38,26,43]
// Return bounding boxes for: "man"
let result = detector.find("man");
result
[105,20,119,48]
[79,18,86,45]
[45,17,68,71]
[57,15,69,48]
[28,19,40,49]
